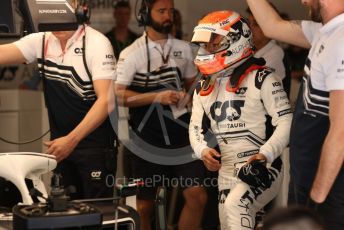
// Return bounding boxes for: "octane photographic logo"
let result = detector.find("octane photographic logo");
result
[109,40,211,165]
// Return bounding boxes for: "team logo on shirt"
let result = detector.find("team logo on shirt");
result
[235,87,247,95]
[74,47,83,54]
[173,51,183,58]
[90,170,102,180]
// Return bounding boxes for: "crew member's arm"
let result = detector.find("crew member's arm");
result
[115,83,182,107]
[249,72,292,164]
[45,33,117,161]
[45,79,114,161]
[189,87,221,171]
[310,43,344,202]
[311,91,344,203]
[0,44,26,65]
[246,0,310,48]
[114,48,183,107]
[10,32,47,65]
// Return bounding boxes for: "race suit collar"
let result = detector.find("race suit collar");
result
[226,57,266,92]
[199,57,266,96]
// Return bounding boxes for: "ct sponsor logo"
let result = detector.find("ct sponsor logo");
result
[106,54,114,59]
[74,47,83,54]
[173,51,182,58]
[90,170,102,180]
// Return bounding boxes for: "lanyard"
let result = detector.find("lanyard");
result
[154,45,172,67]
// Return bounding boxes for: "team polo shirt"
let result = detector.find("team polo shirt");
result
[14,26,117,148]
[290,14,344,191]
[116,34,197,148]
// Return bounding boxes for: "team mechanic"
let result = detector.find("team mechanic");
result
[245,0,344,228]
[0,1,117,199]
[114,0,207,229]
[189,11,292,230]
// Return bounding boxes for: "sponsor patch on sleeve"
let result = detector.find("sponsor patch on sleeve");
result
[255,68,272,90]
[277,108,292,117]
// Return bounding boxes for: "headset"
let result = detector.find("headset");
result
[137,0,177,27]
[137,0,151,27]
[75,0,91,24]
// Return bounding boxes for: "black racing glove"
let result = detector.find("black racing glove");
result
[238,159,271,189]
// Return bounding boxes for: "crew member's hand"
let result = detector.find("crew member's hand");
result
[201,148,221,171]
[177,91,191,109]
[310,183,328,204]
[156,90,180,105]
[44,135,78,162]
[246,153,267,165]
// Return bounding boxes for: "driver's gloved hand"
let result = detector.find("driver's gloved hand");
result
[238,159,271,189]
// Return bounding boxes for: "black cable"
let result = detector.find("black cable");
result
[0,130,50,145]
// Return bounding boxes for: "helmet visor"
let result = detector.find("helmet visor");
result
[192,31,240,55]
[198,33,228,54]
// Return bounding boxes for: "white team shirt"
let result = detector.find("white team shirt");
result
[14,25,116,85]
[301,14,344,115]
[116,33,197,87]
[115,33,198,149]
[289,13,344,191]
[254,40,286,81]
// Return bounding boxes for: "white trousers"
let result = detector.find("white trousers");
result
[219,161,283,230]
